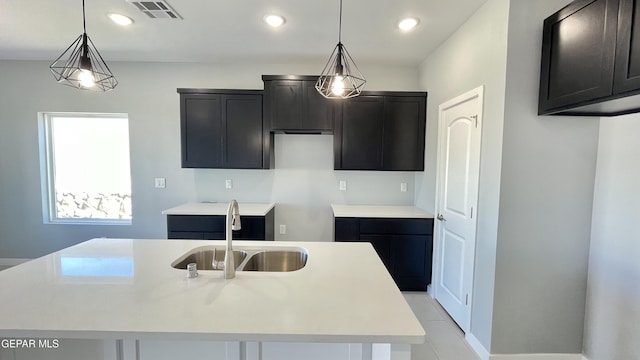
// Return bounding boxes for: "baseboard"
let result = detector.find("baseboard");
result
[463,333,585,360]
[489,354,585,360]
[465,332,490,360]
[0,258,31,266]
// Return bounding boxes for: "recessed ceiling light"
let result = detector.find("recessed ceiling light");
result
[108,13,134,26]
[264,14,286,28]
[398,17,419,31]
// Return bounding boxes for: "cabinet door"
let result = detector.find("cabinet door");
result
[268,80,303,131]
[303,80,335,132]
[180,94,223,168]
[222,94,263,168]
[334,218,359,241]
[392,235,432,291]
[383,96,426,171]
[138,340,231,360]
[9,339,107,360]
[359,235,393,273]
[538,0,619,114]
[614,0,640,93]
[335,96,384,170]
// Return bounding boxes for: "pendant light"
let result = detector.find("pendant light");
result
[50,0,118,91]
[315,0,366,99]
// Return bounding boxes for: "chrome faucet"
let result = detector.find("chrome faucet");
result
[223,200,242,279]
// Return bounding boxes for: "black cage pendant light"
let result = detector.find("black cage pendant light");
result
[50,0,118,91]
[315,0,366,99]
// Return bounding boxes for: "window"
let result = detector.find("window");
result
[39,112,132,225]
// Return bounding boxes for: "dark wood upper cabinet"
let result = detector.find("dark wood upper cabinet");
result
[383,96,426,171]
[302,80,335,132]
[262,75,335,133]
[614,0,640,93]
[178,89,265,169]
[336,95,385,170]
[539,0,618,115]
[539,0,640,116]
[180,94,224,168]
[223,95,264,168]
[334,92,427,171]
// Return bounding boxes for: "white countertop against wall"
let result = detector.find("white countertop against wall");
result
[0,238,425,344]
[331,204,434,219]
[162,202,275,216]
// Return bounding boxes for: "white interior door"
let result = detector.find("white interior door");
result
[433,86,483,332]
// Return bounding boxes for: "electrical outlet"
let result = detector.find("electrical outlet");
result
[279,224,286,234]
[154,178,166,188]
[225,179,233,189]
[339,180,347,191]
[400,182,407,192]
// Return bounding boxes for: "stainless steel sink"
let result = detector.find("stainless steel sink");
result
[171,246,308,272]
[241,250,307,272]
[171,246,247,270]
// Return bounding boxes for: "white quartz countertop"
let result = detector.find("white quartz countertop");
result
[0,238,424,344]
[331,204,434,219]
[162,202,275,216]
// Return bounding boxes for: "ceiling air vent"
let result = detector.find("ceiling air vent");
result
[127,1,183,19]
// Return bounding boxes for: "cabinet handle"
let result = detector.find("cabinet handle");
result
[437,214,446,221]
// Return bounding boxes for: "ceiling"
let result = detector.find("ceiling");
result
[0,0,488,66]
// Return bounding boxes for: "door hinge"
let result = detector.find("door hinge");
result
[470,114,478,127]
[466,294,469,305]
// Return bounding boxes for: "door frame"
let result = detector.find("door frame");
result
[433,85,484,333]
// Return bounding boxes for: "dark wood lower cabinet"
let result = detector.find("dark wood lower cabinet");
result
[335,217,434,291]
[167,209,274,241]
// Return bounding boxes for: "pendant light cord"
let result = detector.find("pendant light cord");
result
[338,0,343,43]
[82,0,87,34]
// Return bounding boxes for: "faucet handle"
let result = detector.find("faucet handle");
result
[212,248,222,270]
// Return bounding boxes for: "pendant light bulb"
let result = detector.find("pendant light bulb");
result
[78,69,96,88]
[331,75,345,96]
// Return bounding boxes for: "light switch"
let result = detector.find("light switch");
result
[155,178,166,188]
[400,182,407,192]
[279,224,286,234]
[225,179,233,189]
[339,180,347,191]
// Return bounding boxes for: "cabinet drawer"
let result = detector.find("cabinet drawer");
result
[168,231,204,240]
[359,218,433,235]
[167,215,270,240]
[167,215,225,232]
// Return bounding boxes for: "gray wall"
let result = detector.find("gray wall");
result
[416,0,511,350]
[491,0,598,354]
[417,0,601,354]
[0,60,419,259]
[584,115,640,360]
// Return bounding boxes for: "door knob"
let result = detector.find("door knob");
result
[437,214,446,221]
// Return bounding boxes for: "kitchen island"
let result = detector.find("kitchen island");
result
[0,238,424,360]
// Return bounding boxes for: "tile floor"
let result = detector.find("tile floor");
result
[403,292,480,360]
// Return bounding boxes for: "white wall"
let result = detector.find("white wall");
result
[0,60,419,258]
[416,0,511,350]
[491,0,598,354]
[584,115,640,360]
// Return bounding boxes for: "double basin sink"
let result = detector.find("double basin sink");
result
[171,246,308,272]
